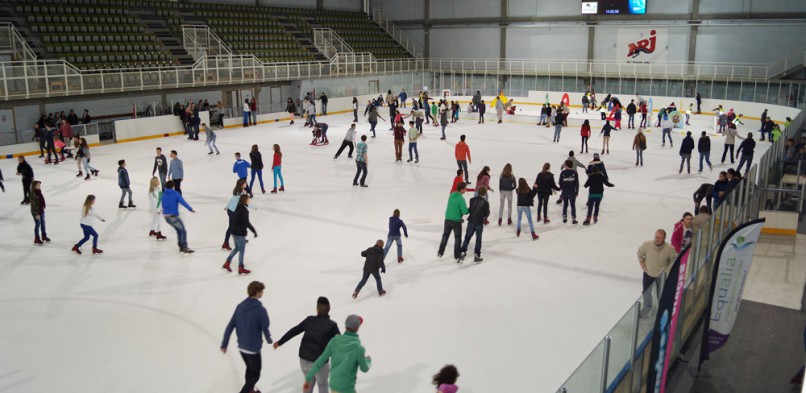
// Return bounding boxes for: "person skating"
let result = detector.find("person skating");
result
[383,209,408,263]
[406,120,420,163]
[679,131,695,174]
[222,179,248,251]
[498,163,516,226]
[661,114,674,148]
[460,186,489,263]
[242,99,251,128]
[433,365,460,393]
[334,124,357,159]
[735,132,756,176]
[438,182,470,260]
[221,281,272,393]
[626,99,637,129]
[313,123,329,145]
[302,315,371,393]
[77,138,98,180]
[16,155,34,205]
[600,120,614,154]
[148,177,167,240]
[478,100,486,124]
[721,123,742,164]
[249,145,266,194]
[555,151,585,205]
[168,150,185,195]
[273,297,341,393]
[30,180,50,245]
[535,163,561,224]
[352,240,387,298]
[637,230,677,316]
[455,135,472,184]
[233,152,253,197]
[632,128,647,166]
[223,195,258,275]
[162,180,196,254]
[515,178,539,240]
[580,120,591,154]
[286,97,297,125]
[492,90,506,123]
[559,160,579,224]
[152,147,167,188]
[270,144,285,193]
[353,135,369,187]
[117,160,136,209]
[586,153,609,181]
[697,131,713,173]
[582,166,615,225]
[393,121,406,162]
[203,123,220,155]
[439,107,449,140]
[366,107,383,138]
[71,195,105,255]
[671,212,694,253]
[553,109,565,143]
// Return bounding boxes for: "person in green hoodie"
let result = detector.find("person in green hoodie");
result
[303,314,371,393]
[438,182,469,261]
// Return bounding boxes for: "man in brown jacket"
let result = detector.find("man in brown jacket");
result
[637,229,678,316]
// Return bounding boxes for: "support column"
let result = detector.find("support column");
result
[424,0,430,57]
[688,0,700,63]
[316,0,323,11]
[587,25,595,62]
[500,0,508,59]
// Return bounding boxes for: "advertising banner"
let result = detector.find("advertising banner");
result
[618,28,668,64]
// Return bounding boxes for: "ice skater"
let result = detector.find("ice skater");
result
[582,166,615,225]
[460,186,489,263]
[679,131,695,174]
[736,132,756,176]
[222,179,248,251]
[534,163,561,224]
[515,178,539,240]
[334,123,356,159]
[286,97,296,125]
[407,120,419,163]
[352,239,387,298]
[78,138,98,180]
[233,152,253,197]
[438,182,469,261]
[221,281,272,393]
[553,109,565,143]
[204,123,220,155]
[162,180,196,254]
[383,209,408,263]
[71,194,105,255]
[168,150,184,194]
[117,160,136,209]
[632,128,647,167]
[455,135,472,184]
[580,120,591,154]
[222,194,257,275]
[148,177,166,240]
[433,365,460,393]
[249,145,265,194]
[697,131,713,173]
[600,120,614,154]
[270,144,285,193]
[16,155,34,205]
[353,135,369,187]
[302,315,371,393]
[152,147,167,189]
[559,160,579,224]
[498,163,516,226]
[30,180,49,245]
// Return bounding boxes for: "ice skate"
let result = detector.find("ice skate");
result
[149,230,156,237]
[84,174,90,180]
[221,242,232,251]
[594,216,598,224]
[71,244,81,254]
[119,203,127,209]
[572,219,578,225]
[127,202,136,208]
[92,247,103,255]
[155,232,167,240]
[222,261,232,272]
[238,266,251,275]
[498,218,502,226]
[378,290,387,297]
[352,290,359,299]
[397,256,404,263]
[508,218,512,225]
[76,171,83,178]
[474,254,483,263]
[279,186,285,192]
[516,229,521,237]
[543,218,550,224]
[34,236,43,246]
[42,235,51,242]
[583,217,591,226]
[456,252,466,264]
[261,188,266,194]
[531,232,539,240]
[181,247,195,254]
[270,188,277,194]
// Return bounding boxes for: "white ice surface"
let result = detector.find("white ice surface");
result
[0,108,770,393]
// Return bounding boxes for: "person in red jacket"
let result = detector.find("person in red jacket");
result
[450,170,464,193]
[271,144,285,194]
[580,119,591,154]
[671,212,694,253]
[455,135,472,184]
[392,121,406,162]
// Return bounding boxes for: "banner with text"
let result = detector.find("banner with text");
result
[698,218,766,369]
[618,28,668,64]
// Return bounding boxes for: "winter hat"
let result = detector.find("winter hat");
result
[345,314,363,331]
[593,153,600,160]
[317,296,330,306]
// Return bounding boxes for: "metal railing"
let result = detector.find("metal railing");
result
[1,123,99,146]
[182,25,233,61]
[555,108,806,393]
[371,8,423,58]
[313,28,354,60]
[766,48,806,79]
[0,22,37,62]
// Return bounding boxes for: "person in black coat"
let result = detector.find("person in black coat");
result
[249,145,266,194]
[273,296,341,393]
[586,153,609,181]
[559,160,580,224]
[736,133,756,175]
[679,131,696,174]
[626,99,637,129]
[353,240,386,298]
[534,163,561,223]
[697,131,712,173]
[460,186,490,263]
[693,183,714,212]
[223,195,258,275]
[16,156,34,204]
[582,166,615,225]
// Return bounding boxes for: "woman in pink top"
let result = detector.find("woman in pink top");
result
[475,166,493,225]
[433,365,460,393]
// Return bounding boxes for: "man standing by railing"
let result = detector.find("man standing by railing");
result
[637,229,677,317]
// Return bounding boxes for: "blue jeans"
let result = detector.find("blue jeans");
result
[82,157,95,174]
[698,151,712,172]
[206,135,219,154]
[457,160,469,182]
[227,235,246,267]
[517,206,534,233]
[77,224,98,248]
[369,120,377,136]
[636,149,644,165]
[353,161,367,185]
[737,154,753,174]
[355,271,383,292]
[460,222,484,256]
[32,211,46,237]
[250,169,264,191]
[273,166,284,189]
[119,187,133,204]
[441,123,447,138]
[562,194,577,219]
[383,236,402,259]
[242,112,250,127]
[438,220,462,258]
[164,215,187,249]
[554,125,562,141]
[586,195,603,218]
[662,129,673,145]
[408,142,419,160]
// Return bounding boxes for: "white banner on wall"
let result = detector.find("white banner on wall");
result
[618,28,668,64]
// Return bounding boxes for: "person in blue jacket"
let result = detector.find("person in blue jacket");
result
[233,152,253,197]
[398,89,408,108]
[712,171,730,209]
[162,180,195,254]
[383,209,409,263]
[117,159,135,209]
[167,150,185,194]
[221,281,272,393]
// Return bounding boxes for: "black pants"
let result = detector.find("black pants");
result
[239,351,262,393]
[38,138,45,156]
[643,272,656,308]
[355,270,383,292]
[640,113,647,128]
[173,178,183,195]
[353,109,358,122]
[335,140,354,158]
[224,209,234,244]
[438,220,462,258]
[479,112,485,123]
[628,114,635,128]
[536,193,550,219]
[353,161,367,185]
[721,144,735,163]
[22,177,32,200]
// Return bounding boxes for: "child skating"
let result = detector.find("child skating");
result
[515,178,539,240]
[352,239,387,298]
[72,195,105,255]
[148,177,166,240]
[117,160,136,209]
[271,144,285,193]
[222,194,257,275]
[433,365,460,393]
[383,209,408,263]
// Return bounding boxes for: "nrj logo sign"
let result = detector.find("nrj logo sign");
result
[627,30,657,58]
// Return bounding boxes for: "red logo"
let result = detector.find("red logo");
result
[627,30,656,58]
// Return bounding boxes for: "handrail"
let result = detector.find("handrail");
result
[371,8,423,58]
[313,28,354,60]
[0,22,37,62]
[182,25,233,61]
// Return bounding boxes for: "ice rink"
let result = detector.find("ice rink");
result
[0,105,772,392]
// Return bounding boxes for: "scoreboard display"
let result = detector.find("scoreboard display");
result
[581,0,647,15]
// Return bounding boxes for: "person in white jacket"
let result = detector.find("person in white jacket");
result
[148,177,167,240]
[71,195,106,255]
